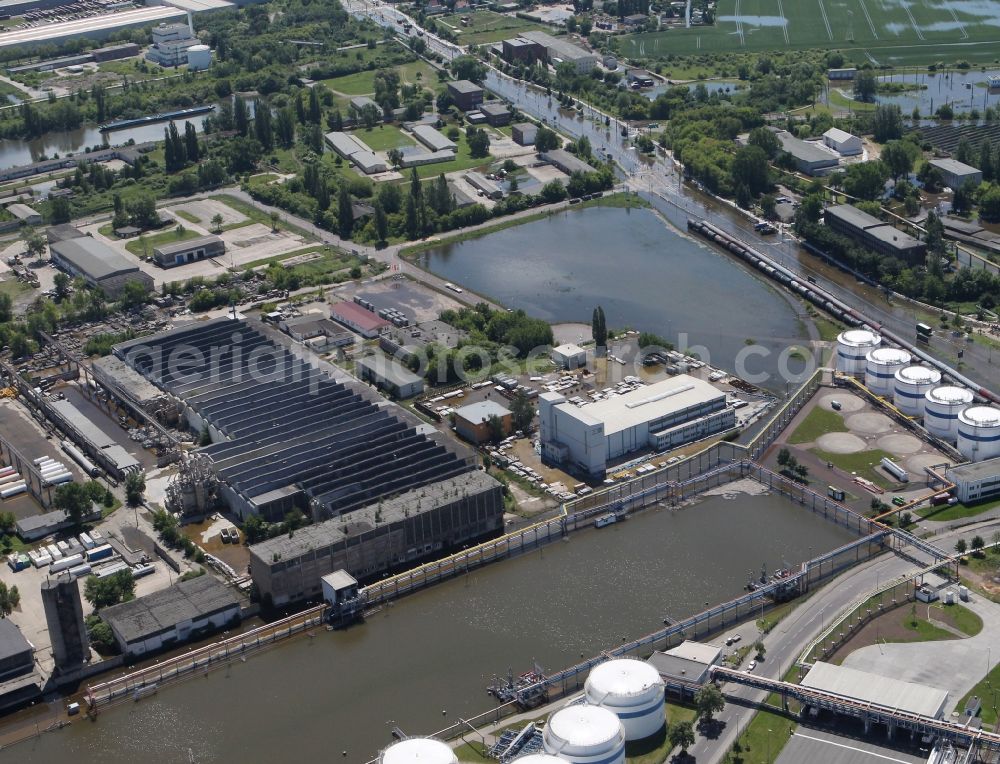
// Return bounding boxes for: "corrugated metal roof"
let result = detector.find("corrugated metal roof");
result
[50,237,142,281]
[801,662,949,718]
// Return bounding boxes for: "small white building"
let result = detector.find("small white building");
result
[552,343,587,369]
[947,457,1000,505]
[823,127,862,156]
[929,158,983,190]
[7,202,41,225]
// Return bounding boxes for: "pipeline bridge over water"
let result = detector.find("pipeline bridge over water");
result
[710,665,1000,755]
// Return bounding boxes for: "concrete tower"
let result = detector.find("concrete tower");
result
[41,574,88,672]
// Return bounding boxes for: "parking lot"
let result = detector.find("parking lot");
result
[338,275,466,325]
[775,728,924,764]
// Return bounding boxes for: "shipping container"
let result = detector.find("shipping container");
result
[50,553,84,573]
[85,544,114,563]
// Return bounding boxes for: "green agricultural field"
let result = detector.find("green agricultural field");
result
[626,0,1000,66]
[440,10,547,45]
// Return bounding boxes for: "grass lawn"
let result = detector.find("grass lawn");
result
[918,496,1000,522]
[0,278,30,301]
[125,227,202,256]
[319,60,437,96]
[175,209,201,224]
[454,741,490,762]
[812,448,897,488]
[411,135,493,179]
[734,707,796,764]
[357,124,418,152]
[787,407,846,444]
[930,602,983,637]
[812,315,845,343]
[443,10,548,46]
[957,661,1000,728]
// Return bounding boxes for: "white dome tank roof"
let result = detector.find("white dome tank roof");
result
[548,706,622,747]
[380,738,458,764]
[188,43,210,51]
[895,366,941,385]
[926,386,974,405]
[838,329,881,347]
[960,406,1000,427]
[867,347,910,365]
[586,659,662,699]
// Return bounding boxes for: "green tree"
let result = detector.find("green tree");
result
[450,55,486,83]
[747,126,781,158]
[695,683,726,722]
[510,391,535,432]
[53,272,70,302]
[124,471,146,507]
[592,305,607,347]
[337,185,354,239]
[844,162,889,201]
[0,582,20,618]
[971,535,985,556]
[956,538,968,556]
[83,570,135,610]
[880,141,915,181]
[467,128,490,159]
[872,104,903,142]
[49,196,71,224]
[854,69,877,102]
[668,721,695,753]
[776,448,791,467]
[269,210,280,232]
[534,125,560,152]
[243,514,268,544]
[234,96,249,136]
[731,145,770,197]
[211,213,224,233]
[85,615,115,651]
[754,639,766,660]
[373,200,388,245]
[22,229,47,260]
[486,414,505,443]
[54,482,92,526]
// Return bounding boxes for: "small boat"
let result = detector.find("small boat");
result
[594,513,617,528]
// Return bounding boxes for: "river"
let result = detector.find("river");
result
[12,491,855,763]
[418,205,809,391]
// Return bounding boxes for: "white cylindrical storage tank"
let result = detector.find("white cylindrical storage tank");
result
[513,756,568,764]
[924,386,974,442]
[893,366,941,416]
[45,472,73,485]
[544,706,626,764]
[864,347,911,396]
[186,44,212,71]
[0,482,26,499]
[0,466,16,478]
[0,473,22,487]
[836,329,880,375]
[379,738,457,764]
[584,659,665,741]
[957,406,1000,461]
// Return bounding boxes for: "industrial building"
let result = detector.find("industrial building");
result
[929,158,983,190]
[501,36,545,64]
[479,101,511,127]
[543,705,626,764]
[152,234,225,268]
[49,234,154,298]
[329,300,391,338]
[541,149,597,176]
[800,662,949,719]
[551,343,587,369]
[115,318,481,522]
[41,574,88,673]
[146,22,202,67]
[584,658,665,741]
[0,619,34,683]
[101,575,240,658]
[519,30,598,73]
[512,122,538,146]
[453,400,512,444]
[410,124,456,153]
[464,171,503,200]
[6,203,41,225]
[324,131,387,175]
[957,406,1000,462]
[822,127,862,156]
[0,6,187,53]
[775,130,839,175]
[828,67,857,79]
[355,352,425,399]
[646,640,721,687]
[824,204,927,263]
[947,457,1000,504]
[248,471,503,605]
[447,80,484,111]
[47,397,141,479]
[278,314,353,347]
[539,375,735,477]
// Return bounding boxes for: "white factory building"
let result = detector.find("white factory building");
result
[822,127,863,156]
[539,375,734,477]
[947,456,1000,504]
[551,343,587,369]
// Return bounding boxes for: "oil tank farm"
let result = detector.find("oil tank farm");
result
[584,659,665,741]
[836,330,881,375]
[543,706,626,764]
[864,348,910,397]
[957,406,1000,461]
[379,738,458,764]
[924,386,974,442]
[894,366,942,417]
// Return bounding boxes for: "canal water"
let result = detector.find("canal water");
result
[418,205,808,390]
[15,492,855,764]
[0,108,219,168]
[827,68,1000,115]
